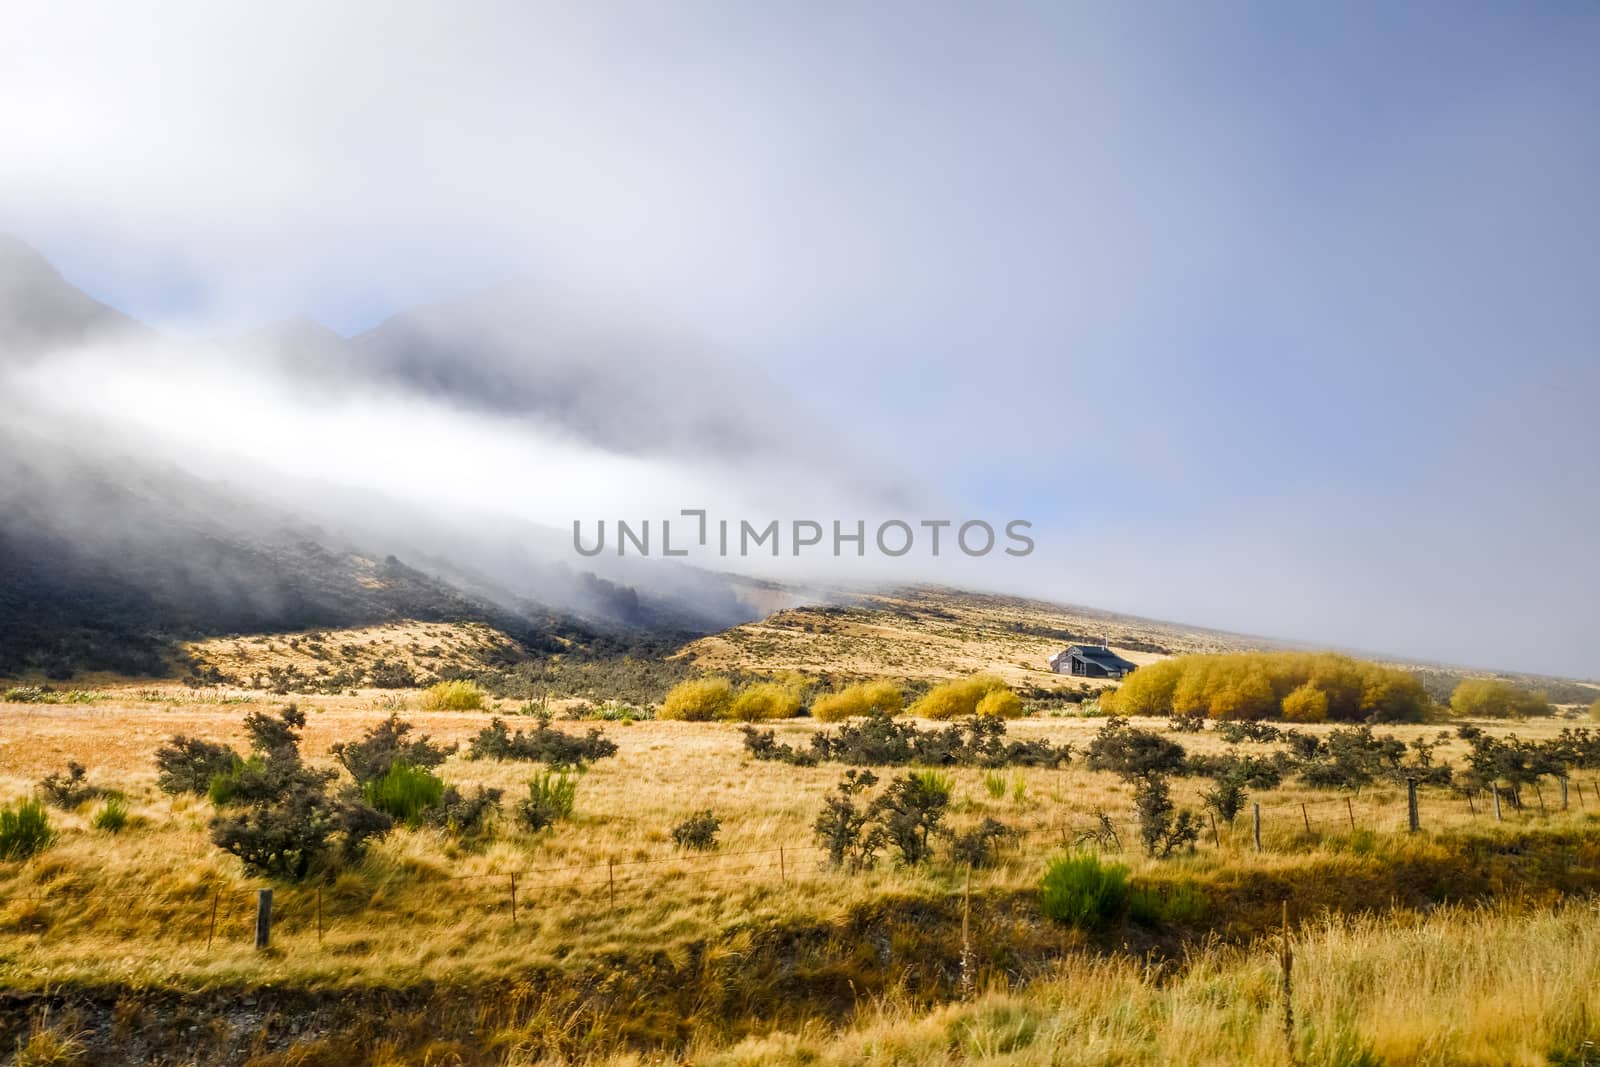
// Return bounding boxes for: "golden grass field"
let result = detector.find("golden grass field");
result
[4,600,1600,1064]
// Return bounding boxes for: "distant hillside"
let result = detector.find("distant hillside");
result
[677,587,1600,706]
[675,587,1263,689]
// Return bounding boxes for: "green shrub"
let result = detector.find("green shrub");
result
[332,715,455,785]
[947,816,1015,868]
[39,762,104,809]
[92,794,131,834]
[155,736,242,795]
[659,677,734,721]
[1039,852,1128,929]
[419,679,484,711]
[0,798,56,859]
[467,718,617,765]
[519,771,577,831]
[871,771,951,865]
[1450,678,1551,719]
[361,761,446,828]
[671,809,721,850]
[427,785,503,843]
[1128,880,1209,925]
[983,771,1007,799]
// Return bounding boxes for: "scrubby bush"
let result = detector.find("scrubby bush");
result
[155,737,242,795]
[427,785,503,843]
[39,762,105,809]
[1216,720,1282,744]
[1129,880,1209,926]
[672,809,721,850]
[983,771,1008,799]
[659,677,734,721]
[814,770,880,870]
[1133,776,1202,857]
[467,718,617,765]
[786,712,1070,768]
[208,705,393,879]
[332,715,456,785]
[811,680,904,722]
[909,675,1012,720]
[1201,773,1248,824]
[92,795,130,834]
[1108,651,1430,722]
[1085,717,1188,780]
[518,771,577,831]
[869,771,951,865]
[419,679,484,711]
[1450,679,1551,719]
[727,681,803,722]
[0,798,55,860]
[361,762,446,828]
[1039,852,1129,929]
[947,817,1015,868]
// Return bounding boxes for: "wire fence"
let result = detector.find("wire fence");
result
[3,777,1592,953]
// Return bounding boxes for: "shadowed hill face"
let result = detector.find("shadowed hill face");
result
[0,234,142,357]
[0,237,792,677]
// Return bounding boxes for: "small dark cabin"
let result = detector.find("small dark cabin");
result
[1049,644,1138,679]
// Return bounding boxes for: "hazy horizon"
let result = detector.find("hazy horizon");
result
[2,2,1597,678]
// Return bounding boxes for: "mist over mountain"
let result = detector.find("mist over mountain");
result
[0,236,833,678]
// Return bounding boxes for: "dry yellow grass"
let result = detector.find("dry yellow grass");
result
[2,683,1596,996]
[183,619,527,686]
[637,900,1600,1066]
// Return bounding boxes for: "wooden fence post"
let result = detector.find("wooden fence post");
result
[960,864,974,999]
[1577,781,1586,809]
[1280,900,1294,1058]
[1561,777,1569,812]
[1345,796,1356,833]
[254,889,272,950]
[1534,781,1546,816]
[1209,811,1221,848]
[779,845,786,882]
[509,873,518,926]
[1467,792,1476,817]
[1407,778,1420,833]
[1300,803,1311,834]
[1492,783,1503,821]
[1253,803,1262,852]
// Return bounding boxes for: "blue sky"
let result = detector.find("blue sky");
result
[2,2,1597,676]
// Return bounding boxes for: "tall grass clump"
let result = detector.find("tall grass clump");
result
[659,677,734,721]
[519,771,577,831]
[419,679,484,711]
[0,798,55,860]
[1039,852,1128,929]
[909,675,1012,720]
[91,795,130,834]
[811,680,904,722]
[361,762,446,828]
